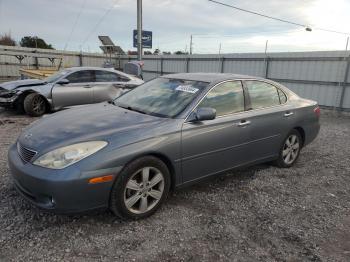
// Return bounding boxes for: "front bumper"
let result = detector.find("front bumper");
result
[8,143,122,213]
[0,96,17,108]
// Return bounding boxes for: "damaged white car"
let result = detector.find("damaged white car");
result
[0,67,144,116]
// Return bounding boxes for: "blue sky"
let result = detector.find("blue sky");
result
[1,0,350,54]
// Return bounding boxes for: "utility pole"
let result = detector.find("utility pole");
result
[137,0,142,61]
[190,34,193,55]
[219,43,222,54]
[264,40,268,55]
[346,36,349,51]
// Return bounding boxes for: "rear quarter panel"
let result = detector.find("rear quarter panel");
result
[289,98,320,146]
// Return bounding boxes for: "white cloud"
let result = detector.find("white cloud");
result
[0,0,349,53]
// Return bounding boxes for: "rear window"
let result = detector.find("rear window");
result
[95,71,129,82]
[245,81,280,109]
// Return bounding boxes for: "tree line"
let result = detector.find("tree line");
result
[0,33,189,55]
[0,33,54,49]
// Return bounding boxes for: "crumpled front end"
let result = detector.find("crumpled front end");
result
[0,87,20,108]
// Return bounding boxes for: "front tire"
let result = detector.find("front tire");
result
[275,129,302,168]
[109,156,171,220]
[23,93,47,117]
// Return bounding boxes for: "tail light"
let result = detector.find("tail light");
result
[314,106,320,117]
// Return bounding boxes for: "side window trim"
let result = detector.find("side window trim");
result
[277,88,288,104]
[66,70,95,83]
[241,80,251,111]
[242,79,289,111]
[95,70,129,82]
[185,80,246,121]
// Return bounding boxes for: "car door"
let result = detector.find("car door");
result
[181,80,253,183]
[93,70,130,103]
[52,70,94,108]
[241,80,293,161]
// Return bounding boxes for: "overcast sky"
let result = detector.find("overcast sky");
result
[0,0,350,54]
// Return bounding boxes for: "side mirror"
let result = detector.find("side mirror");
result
[189,107,216,122]
[57,78,69,85]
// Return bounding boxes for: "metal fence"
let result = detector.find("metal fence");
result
[1,45,350,110]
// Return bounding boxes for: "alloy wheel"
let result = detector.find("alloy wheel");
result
[123,167,164,214]
[282,134,300,165]
[32,96,45,114]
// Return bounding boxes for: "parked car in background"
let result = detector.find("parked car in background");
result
[8,73,320,219]
[0,67,144,116]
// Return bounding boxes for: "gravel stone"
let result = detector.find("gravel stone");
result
[0,109,349,261]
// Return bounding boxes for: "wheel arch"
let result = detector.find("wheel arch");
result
[20,90,51,112]
[293,126,305,147]
[121,152,177,191]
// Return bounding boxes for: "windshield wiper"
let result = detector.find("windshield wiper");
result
[117,104,147,115]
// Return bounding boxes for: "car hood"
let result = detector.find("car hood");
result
[18,103,167,151]
[0,79,46,91]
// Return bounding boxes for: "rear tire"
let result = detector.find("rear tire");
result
[109,156,171,220]
[23,93,47,117]
[274,129,302,168]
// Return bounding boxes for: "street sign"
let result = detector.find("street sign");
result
[133,30,152,49]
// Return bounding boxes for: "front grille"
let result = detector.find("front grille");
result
[17,142,37,163]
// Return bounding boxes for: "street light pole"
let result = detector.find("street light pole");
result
[137,0,142,61]
[190,34,193,55]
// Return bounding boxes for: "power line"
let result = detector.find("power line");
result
[80,0,118,48]
[64,0,87,50]
[208,0,350,36]
[191,29,297,38]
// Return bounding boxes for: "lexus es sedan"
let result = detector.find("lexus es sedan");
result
[8,73,320,219]
[0,67,144,116]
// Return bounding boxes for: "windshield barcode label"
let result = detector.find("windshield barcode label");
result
[175,85,199,93]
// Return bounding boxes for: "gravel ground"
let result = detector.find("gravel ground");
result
[0,109,349,261]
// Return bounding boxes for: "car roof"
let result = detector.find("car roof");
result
[161,72,265,83]
[66,66,117,72]
[63,66,136,78]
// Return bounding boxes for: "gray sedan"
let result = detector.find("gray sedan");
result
[0,67,144,116]
[8,73,320,219]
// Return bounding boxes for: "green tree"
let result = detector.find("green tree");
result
[19,36,54,49]
[174,50,188,55]
[0,33,16,46]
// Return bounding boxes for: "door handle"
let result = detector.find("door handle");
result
[83,85,91,88]
[238,120,251,127]
[284,112,294,117]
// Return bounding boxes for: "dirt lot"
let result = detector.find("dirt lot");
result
[0,109,349,261]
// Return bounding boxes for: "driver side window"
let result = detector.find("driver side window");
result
[66,70,94,83]
[198,81,245,117]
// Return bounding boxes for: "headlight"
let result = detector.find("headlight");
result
[0,90,19,98]
[33,141,107,169]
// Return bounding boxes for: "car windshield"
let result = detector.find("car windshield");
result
[114,77,209,118]
[44,70,70,83]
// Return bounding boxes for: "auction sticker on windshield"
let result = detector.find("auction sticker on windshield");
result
[175,85,199,93]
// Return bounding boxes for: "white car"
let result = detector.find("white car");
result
[0,67,144,116]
